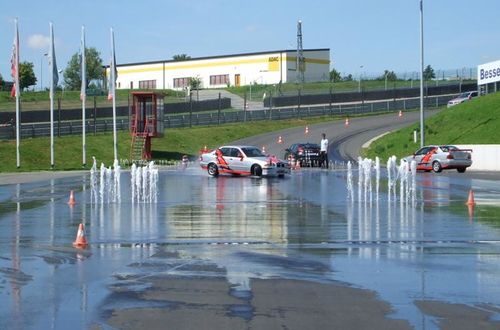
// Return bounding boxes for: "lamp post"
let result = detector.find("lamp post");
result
[358,65,364,93]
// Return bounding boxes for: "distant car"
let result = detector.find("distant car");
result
[199,145,290,177]
[403,145,472,173]
[447,91,478,108]
[284,143,321,167]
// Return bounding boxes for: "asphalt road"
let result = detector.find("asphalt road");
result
[233,109,439,163]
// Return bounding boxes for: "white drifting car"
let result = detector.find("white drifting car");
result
[403,145,472,173]
[199,145,291,177]
[447,91,478,108]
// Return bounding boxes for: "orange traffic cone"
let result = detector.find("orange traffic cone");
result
[277,135,283,144]
[68,190,76,206]
[466,189,476,206]
[467,204,474,221]
[305,125,309,135]
[398,110,403,118]
[73,223,88,248]
[345,117,349,127]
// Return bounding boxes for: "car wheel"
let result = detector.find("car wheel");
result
[457,167,466,173]
[252,164,262,177]
[432,161,442,173]
[207,163,219,177]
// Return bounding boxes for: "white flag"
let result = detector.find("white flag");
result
[107,29,117,100]
[10,20,19,98]
[80,26,86,101]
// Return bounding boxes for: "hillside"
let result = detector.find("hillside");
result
[363,92,500,161]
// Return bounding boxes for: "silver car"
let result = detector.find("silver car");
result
[404,145,472,173]
[447,91,478,108]
[199,145,291,177]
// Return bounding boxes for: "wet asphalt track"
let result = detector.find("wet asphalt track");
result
[1,111,500,329]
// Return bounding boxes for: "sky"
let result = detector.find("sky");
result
[2,0,500,88]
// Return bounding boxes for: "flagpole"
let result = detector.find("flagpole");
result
[13,18,21,168]
[419,0,425,147]
[111,28,117,162]
[49,22,55,168]
[81,26,86,167]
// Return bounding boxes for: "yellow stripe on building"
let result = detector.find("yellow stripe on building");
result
[113,54,329,76]
[286,56,330,65]
[117,56,271,75]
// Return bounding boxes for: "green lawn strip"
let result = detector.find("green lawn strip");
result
[0,89,185,112]
[362,92,500,162]
[227,80,476,101]
[0,116,337,173]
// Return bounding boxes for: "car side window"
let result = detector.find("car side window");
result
[220,147,232,157]
[415,147,428,156]
[229,148,240,157]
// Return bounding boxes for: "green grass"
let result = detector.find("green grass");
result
[227,80,476,102]
[363,92,500,162]
[0,116,333,173]
[0,89,185,112]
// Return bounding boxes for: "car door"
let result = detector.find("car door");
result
[228,147,246,173]
[413,147,431,165]
[217,147,233,171]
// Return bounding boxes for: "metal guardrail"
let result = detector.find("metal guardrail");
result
[1,95,451,140]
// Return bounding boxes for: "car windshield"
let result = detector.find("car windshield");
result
[241,147,265,157]
[458,93,470,98]
[302,143,320,149]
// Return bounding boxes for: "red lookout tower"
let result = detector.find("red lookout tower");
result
[130,91,164,161]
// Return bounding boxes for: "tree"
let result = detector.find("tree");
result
[173,54,191,61]
[342,74,354,82]
[377,70,397,81]
[189,76,201,90]
[329,68,341,82]
[63,47,104,90]
[19,61,37,90]
[423,65,435,81]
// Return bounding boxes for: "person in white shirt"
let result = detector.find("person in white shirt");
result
[320,133,329,169]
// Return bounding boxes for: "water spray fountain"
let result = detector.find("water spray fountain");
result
[347,161,353,200]
[90,158,158,204]
[348,155,417,205]
[131,161,158,204]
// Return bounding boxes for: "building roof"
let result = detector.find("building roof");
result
[115,48,330,68]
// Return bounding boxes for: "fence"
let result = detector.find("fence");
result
[0,94,453,140]
[264,83,477,107]
[0,97,232,125]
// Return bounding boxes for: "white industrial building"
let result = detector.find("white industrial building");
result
[109,49,330,90]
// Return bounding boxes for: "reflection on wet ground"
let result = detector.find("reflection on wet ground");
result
[1,167,500,329]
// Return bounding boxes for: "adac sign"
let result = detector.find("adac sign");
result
[268,56,279,71]
[478,59,500,85]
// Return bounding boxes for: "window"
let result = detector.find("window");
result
[210,74,229,86]
[173,77,190,88]
[139,80,156,89]
[219,147,232,157]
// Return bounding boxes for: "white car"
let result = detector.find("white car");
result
[403,145,472,173]
[199,145,290,177]
[447,91,478,108]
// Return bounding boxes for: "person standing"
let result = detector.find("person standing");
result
[320,133,329,169]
